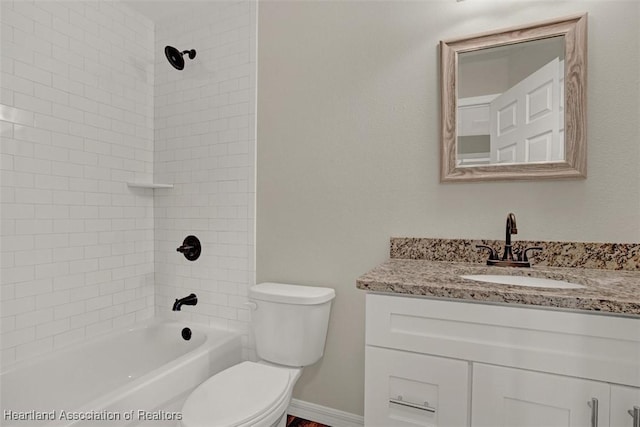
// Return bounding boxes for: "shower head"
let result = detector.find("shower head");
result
[164,46,196,70]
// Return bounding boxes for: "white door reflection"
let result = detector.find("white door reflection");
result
[456,36,565,167]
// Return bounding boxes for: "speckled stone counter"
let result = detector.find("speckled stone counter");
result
[390,238,640,270]
[357,238,640,316]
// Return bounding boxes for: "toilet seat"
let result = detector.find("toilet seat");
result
[180,362,293,427]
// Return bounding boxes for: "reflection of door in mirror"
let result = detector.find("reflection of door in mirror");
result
[490,57,564,163]
[456,36,565,167]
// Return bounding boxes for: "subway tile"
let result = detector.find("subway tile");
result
[51,161,83,178]
[52,15,83,42]
[15,308,53,328]
[68,232,98,247]
[14,249,53,268]
[0,316,16,334]
[14,60,52,86]
[2,9,35,35]
[34,175,69,191]
[34,24,69,50]
[2,41,35,66]
[69,311,99,329]
[0,121,13,139]
[51,190,84,206]
[2,204,35,221]
[0,105,35,126]
[36,318,69,339]
[69,122,98,139]
[34,114,69,133]
[1,327,36,350]
[98,304,124,321]
[54,302,86,320]
[34,234,69,249]
[35,290,70,310]
[68,258,99,274]
[34,262,69,280]
[51,75,83,97]
[51,246,83,262]
[1,296,36,319]
[85,295,112,311]
[13,124,52,145]
[68,285,99,302]
[53,328,85,350]
[34,52,69,77]
[52,274,85,291]
[14,93,52,116]
[2,0,254,363]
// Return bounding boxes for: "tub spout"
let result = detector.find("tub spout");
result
[173,293,197,311]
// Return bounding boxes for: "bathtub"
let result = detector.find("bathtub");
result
[0,319,242,426]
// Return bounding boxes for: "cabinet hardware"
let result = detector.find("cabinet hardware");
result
[588,398,599,427]
[628,406,640,427]
[389,396,436,413]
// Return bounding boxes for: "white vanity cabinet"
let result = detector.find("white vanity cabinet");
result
[364,294,640,427]
[611,385,640,427]
[472,364,610,427]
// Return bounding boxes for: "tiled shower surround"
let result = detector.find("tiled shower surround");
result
[0,1,155,365]
[0,0,257,364]
[153,1,257,358]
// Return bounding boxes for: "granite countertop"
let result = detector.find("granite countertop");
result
[356,259,640,316]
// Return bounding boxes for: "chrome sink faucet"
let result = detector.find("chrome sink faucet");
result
[476,213,542,268]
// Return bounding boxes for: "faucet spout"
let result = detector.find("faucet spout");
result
[478,212,540,268]
[172,293,198,311]
[503,213,518,260]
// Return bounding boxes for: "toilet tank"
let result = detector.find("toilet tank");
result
[249,283,335,367]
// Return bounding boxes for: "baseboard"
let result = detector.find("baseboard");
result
[287,399,364,427]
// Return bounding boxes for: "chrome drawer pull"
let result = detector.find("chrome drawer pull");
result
[588,398,599,427]
[628,406,640,427]
[389,396,436,413]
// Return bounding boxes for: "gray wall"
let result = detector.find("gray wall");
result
[257,1,640,416]
[459,36,565,98]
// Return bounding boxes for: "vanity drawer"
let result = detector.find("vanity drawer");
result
[365,346,469,427]
[365,293,640,387]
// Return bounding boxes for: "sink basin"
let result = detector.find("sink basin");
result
[460,274,585,289]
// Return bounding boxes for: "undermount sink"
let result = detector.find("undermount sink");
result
[460,274,586,289]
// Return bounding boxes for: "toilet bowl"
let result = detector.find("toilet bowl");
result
[180,362,301,427]
[180,283,335,427]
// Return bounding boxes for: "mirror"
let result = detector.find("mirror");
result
[440,14,587,182]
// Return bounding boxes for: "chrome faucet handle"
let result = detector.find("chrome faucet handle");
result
[522,246,543,262]
[476,244,498,261]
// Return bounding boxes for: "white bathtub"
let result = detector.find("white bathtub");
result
[0,319,242,427]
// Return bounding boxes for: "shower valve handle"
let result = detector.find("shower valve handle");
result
[176,235,201,261]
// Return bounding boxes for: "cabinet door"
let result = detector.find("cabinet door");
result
[365,346,469,427]
[611,385,640,427]
[472,364,610,427]
[458,104,490,136]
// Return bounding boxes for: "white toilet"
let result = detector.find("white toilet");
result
[180,282,336,427]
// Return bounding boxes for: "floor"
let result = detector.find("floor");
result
[286,415,330,427]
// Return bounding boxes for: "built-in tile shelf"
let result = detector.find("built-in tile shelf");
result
[126,182,174,189]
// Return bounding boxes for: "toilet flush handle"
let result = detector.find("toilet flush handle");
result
[243,302,258,311]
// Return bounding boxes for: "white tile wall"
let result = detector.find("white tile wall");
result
[0,0,156,365]
[153,1,257,358]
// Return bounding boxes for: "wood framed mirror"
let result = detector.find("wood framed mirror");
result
[440,14,587,182]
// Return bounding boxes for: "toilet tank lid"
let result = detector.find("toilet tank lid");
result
[250,282,335,305]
